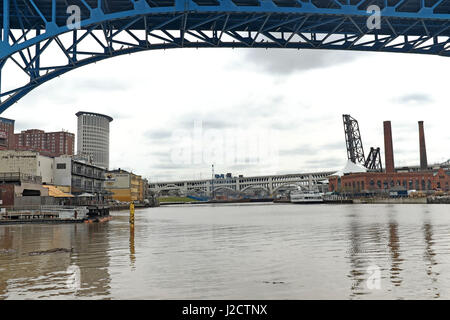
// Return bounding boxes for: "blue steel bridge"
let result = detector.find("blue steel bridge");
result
[1,0,450,113]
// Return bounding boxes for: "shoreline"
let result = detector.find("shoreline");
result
[158,197,449,205]
[0,215,112,225]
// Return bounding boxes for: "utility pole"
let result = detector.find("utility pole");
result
[211,164,215,200]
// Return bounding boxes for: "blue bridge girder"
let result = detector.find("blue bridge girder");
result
[1,0,450,113]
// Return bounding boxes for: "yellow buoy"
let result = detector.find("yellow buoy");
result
[129,202,135,224]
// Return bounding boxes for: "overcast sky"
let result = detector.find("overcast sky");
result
[2,47,449,182]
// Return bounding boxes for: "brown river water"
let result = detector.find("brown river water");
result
[0,203,449,299]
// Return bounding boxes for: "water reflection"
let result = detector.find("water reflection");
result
[129,225,136,269]
[0,223,111,299]
[423,220,440,298]
[1,204,450,299]
[388,220,403,287]
[348,217,366,297]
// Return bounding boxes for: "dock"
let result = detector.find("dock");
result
[0,205,111,225]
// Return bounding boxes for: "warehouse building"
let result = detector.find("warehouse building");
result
[329,121,450,194]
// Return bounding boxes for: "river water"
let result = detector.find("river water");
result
[0,203,449,299]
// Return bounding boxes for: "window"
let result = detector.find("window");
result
[56,163,66,169]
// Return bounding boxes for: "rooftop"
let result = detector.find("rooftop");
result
[75,111,113,122]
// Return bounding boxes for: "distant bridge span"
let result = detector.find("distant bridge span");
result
[1,0,450,112]
[149,170,335,195]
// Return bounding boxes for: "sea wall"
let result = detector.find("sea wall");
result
[353,197,428,204]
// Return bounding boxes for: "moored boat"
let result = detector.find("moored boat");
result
[290,190,324,204]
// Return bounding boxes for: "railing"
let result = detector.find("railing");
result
[0,172,42,184]
[0,205,89,220]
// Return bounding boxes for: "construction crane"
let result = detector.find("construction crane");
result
[342,114,382,172]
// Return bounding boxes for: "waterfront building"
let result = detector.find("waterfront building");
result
[14,129,75,157]
[76,111,113,169]
[0,150,54,184]
[0,117,15,150]
[105,169,143,202]
[328,158,450,194]
[329,120,450,194]
[53,155,107,196]
[328,167,450,194]
[0,173,49,207]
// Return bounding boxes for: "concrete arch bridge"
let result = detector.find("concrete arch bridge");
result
[149,170,334,196]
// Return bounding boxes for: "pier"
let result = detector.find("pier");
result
[0,205,110,225]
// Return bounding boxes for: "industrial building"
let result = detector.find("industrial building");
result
[0,150,55,184]
[0,173,50,208]
[105,169,144,202]
[53,155,107,196]
[0,150,108,197]
[76,111,113,169]
[329,119,450,194]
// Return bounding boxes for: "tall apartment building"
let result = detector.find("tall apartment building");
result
[76,111,113,169]
[14,129,75,157]
[0,117,15,150]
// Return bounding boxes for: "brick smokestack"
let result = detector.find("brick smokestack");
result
[418,121,428,171]
[384,121,395,173]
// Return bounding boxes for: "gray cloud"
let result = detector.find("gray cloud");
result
[144,129,173,140]
[280,141,345,157]
[242,49,361,75]
[14,119,48,132]
[177,118,237,130]
[304,157,344,169]
[394,93,433,105]
[279,145,316,156]
[72,78,130,92]
[320,141,346,151]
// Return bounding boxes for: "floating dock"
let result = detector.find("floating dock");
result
[0,205,111,225]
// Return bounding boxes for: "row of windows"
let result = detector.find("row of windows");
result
[342,179,447,190]
[80,115,110,127]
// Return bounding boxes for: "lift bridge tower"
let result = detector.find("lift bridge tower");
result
[342,115,382,171]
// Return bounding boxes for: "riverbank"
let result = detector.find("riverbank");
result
[353,197,428,204]
[0,215,111,225]
[159,198,274,205]
[157,197,448,205]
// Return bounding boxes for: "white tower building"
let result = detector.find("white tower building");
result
[76,111,113,169]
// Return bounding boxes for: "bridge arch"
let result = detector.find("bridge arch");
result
[213,186,237,193]
[158,183,182,190]
[1,0,450,112]
[240,184,270,193]
[272,183,307,194]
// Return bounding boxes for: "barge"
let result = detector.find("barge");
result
[0,205,111,225]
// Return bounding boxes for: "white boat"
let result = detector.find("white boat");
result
[290,190,324,203]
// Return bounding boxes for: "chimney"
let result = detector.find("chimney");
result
[384,121,395,173]
[418,121,428,171]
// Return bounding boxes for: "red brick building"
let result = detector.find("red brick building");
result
[329,168,450,193]
[329,119,450,194]
[0,117,15,150]
[14,129,75,157]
